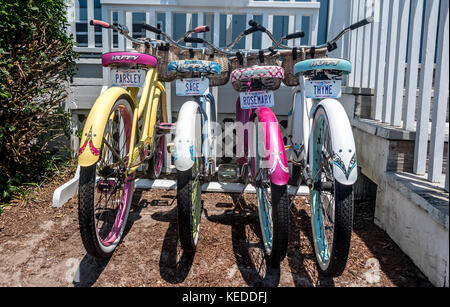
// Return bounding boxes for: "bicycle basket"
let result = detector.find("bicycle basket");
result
[176,49,231,87]
[229,52,282,91]
[134,41,182,82]
[280,48,328,86]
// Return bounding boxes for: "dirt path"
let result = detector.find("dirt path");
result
[0,170,432,287]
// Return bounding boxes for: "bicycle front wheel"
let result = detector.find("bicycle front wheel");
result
[78,97,134,259]
[310,106,353,276]
[177,110,202,253]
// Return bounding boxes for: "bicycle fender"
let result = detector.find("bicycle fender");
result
[173,100,201,172]
[78,87,135,167]
[312,99,358,185]
[255,107,289,186]
[290,88,313,162]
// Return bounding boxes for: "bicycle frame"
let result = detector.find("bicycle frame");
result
[78,67,168,176]
[235,98,289,185]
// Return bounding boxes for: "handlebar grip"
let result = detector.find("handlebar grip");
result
[90,19,110,28]
[350,17,374,30]
[285,31,305,40]
[248,20,266,32]
[142,23,162,34]
[248,19,258,27]
[257,24,266,32]
[184,37,204,44]
[244,27,259,36]
[194,25,210,33]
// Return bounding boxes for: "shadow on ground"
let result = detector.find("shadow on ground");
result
[204,194,281,287]
[151,195,195,284]
[73,190,146,287]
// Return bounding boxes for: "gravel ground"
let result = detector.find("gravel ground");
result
[0,169,432,287]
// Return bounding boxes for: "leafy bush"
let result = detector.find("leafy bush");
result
[0,0,78,203]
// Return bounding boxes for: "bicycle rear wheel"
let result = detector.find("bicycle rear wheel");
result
[147,96,165,179]
[253,116,289,267]
[310,106,353,276]
[78,97,134,259]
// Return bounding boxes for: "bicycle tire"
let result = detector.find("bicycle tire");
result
[310,106,353,276]
[253,117,289,267]
[148,135,165,179]
[148,96,165,179]
[78,97,134,259]
[177,166,202,253]
[176,109,202,253]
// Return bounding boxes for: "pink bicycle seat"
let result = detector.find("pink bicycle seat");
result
[102,52,157,68]
[231,66,284,83]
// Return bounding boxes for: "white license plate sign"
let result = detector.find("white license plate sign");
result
[240,91,275,110]
[176,78,209,96]
[111,69,146,87]
[305,80,342,99]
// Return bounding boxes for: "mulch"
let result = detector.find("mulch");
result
[0,168,432,287]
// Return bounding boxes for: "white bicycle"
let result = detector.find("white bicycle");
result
[282,17,373,276]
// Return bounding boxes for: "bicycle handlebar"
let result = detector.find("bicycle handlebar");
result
[90,16,372,59]
[285,31,305,40]
[350,17,374,30]
[247,19,267,32]
[184,37,204,44]
[142,23,162,35]
[248,19,258,28]
[194,25,210,33]
[90,19,110,28]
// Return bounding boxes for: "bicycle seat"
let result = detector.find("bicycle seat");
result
[231,66,284,83]
[294,58,352,75]
[168,60,221,75]
[102,52,157,68]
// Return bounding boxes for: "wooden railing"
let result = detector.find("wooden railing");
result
[329,0,449,191]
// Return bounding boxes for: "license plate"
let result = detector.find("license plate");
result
[305,80,342,99]
[111,69,146,87]
[176,78,209,96]
[240,91,275,110]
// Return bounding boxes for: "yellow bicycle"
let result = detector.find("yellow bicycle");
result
[77,20,169,258]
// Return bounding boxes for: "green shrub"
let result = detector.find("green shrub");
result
[0,0,78,203]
